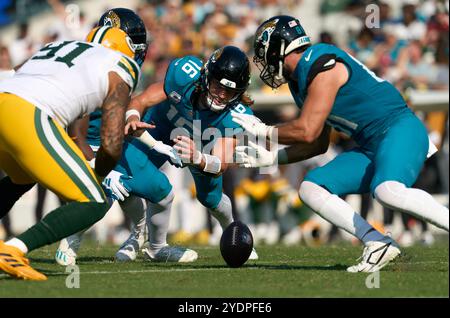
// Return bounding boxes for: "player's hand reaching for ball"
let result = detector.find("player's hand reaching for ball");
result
[124,114,155,136]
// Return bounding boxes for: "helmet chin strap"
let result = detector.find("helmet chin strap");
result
[274,39,286,84]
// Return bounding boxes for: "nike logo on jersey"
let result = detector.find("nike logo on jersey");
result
[305,50,313,62]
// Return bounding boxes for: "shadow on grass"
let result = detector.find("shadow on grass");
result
[141,262,349,271]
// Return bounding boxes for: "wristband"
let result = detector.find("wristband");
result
[203,154,222,175]
[125,109,141,121]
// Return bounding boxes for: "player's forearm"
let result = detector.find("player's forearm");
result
[97,79,129,177]
[279,125,330,163]
[127,81,166,117]
[274,119,324,145]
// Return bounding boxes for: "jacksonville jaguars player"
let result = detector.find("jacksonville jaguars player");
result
[233,15,448,272]
[123,45,258,260]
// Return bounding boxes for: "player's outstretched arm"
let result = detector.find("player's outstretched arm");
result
[95,72,130,178]
[274,63,348,145]
[231,63,347,146]
[124,81,166,136]
[280,125,331,163]
[235,125,330,168]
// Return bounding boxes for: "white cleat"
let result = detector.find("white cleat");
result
[347,236,401,273]
[248,247,259,260]
[115,226,146,262]
[55,234,82,266]
[142,245,198,263]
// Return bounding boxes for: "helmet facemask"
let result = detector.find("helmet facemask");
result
[205,77,243,112]
[254,38,287,89]
[133,42,148,67]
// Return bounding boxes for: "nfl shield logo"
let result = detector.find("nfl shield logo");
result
[169,91,182,104]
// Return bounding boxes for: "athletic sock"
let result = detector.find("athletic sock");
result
[120,195,147,233]
[375,181,449,231]
[208,193,233,230]
[5,237,28,253]
[148,191,174,252]
[299,181,386,245]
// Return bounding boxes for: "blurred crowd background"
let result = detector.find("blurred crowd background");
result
[0,0,448,248]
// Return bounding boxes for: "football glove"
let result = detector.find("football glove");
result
[231,113,274,140]
[153,141,183,168]
[235,140,277,168]
[102,170,132,201]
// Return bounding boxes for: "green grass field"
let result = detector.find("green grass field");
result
[0,241,448,298]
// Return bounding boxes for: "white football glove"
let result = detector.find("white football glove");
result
[102,170,132,201]
[235,140,277,168]
[231,112,274,140]
[153,141,183,168]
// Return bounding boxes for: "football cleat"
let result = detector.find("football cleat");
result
[55,233,82,266]
[0,241,47,281]
[115,225,146,262]
[142,245,198,263]
[347,236,401,273]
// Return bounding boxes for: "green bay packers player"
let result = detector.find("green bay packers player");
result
[0,26,141,280]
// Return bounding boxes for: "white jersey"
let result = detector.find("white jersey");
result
[0,40,140,128]
[0,69,15,81]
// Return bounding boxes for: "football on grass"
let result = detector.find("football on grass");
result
[220,221,253,268]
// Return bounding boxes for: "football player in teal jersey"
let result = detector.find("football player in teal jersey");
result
[53,8,198,265]
[123,45,258,261]
[59,46,259,263]
[233,15,448,272]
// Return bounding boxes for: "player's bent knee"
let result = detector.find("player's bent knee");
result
[89,202,110,221]
[145,181,173,204]
[299,181,330,208]
[197,191,221,210]
[155,189,174,207]
[373,181,406,209]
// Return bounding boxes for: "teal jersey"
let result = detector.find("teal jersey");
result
[289,43,410,147]
[147,55,253,146]
[86,110,102,147]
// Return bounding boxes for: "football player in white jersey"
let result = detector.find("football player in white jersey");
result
[0,26,142,281]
